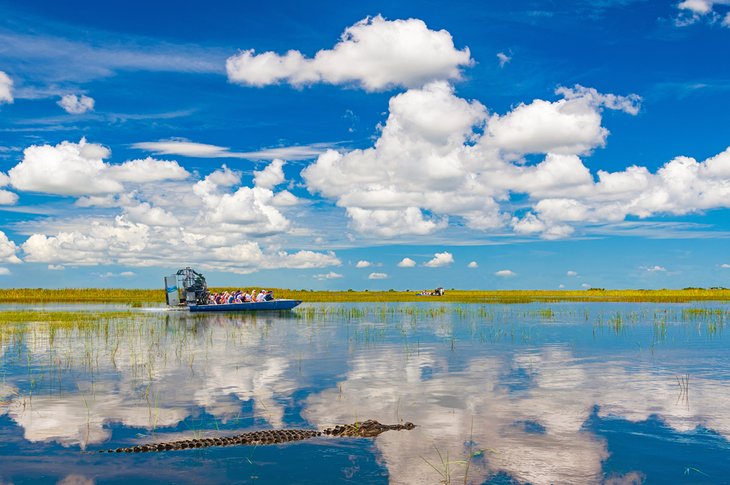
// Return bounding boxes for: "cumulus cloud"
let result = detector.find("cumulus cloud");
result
[346,207,446,237]
[368,272,388,279]
[510,146,730,238]
[722,263,730,269]
[424,251,454,268]
[314,271,343,280]
[495,269,516,277]
[468,261,478,268]
[253,159,285,189]
[193,167,292,235]
[8,139,188,196]
[0,231,21,264]
[566,270,578,277]
[302,79,657,240]
[303,81,488,236]
[21,220,341,274]
[643,265,667,272]
[5,140,340,274]
[0,71,13,103]
[302,73,730,240]
[397,257,416,268]
[58,94,95,114]
[226,15,473,91]
[0,267,10,275]
[355,260,371,268]
[487,85,640,155]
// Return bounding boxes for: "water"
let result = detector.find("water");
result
[0,302,729,484]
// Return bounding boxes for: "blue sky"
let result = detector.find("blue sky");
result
[0,0,729,290]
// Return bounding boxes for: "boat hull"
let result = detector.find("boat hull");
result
[187,299,302,312]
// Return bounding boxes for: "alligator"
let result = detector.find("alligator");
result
[98,420,416,453]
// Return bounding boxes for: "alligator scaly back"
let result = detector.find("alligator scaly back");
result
[98,420,416,453]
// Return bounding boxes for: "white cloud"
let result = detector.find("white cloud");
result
[468,261,478,268]
[58,94,95,114]
[269,250,341,270]
[303,81,488,237]
[495,269,516,277]
[48,264,64,270]
[368,272,388,279]
[121,200,179,227]
[556,85,641,116]
[0,267,10,275]
[21,221,341,274]
[679,0,715,14]
[643,265,667,272]
[133,140,333,161]
[676,0,730,26]
[0,189,18,205]
[355,260,371,268]
[721,263,730,269]
[98,271,135,278]
[6,139,340,274]
[193,166,291,235]
[397,257,416,268]
[0,231,20,264]
[0,71,13,104]
[314,271,343,280]
[226,15,473,91]
[135,140,237,158]
[346,207,446,237]
[507,145,730,239]
[302,80,661,240]
[105,157,189,183]
[271,190,299,207]
[487,85,640,156]
[8,139,188,196]
[424,251,454,268]
[566,270,578,277]
[496,52,511,67]
[253,159,285,189]
[581,283,591,288]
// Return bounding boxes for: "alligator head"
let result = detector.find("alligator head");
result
[322,420,416,438]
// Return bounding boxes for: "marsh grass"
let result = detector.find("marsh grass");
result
[0,310,140,325]
[676,373,690,407]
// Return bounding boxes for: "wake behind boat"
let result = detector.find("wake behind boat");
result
[164,267,302,313]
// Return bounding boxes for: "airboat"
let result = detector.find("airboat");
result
[164,267,302,312]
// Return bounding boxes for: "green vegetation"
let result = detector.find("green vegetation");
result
[0,287,728,304]
[0,288,162,304]
[0,310,139,323]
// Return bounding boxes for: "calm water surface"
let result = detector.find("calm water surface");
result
[0,302,729,484]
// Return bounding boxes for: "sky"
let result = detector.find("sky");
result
[0,0,729,290]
